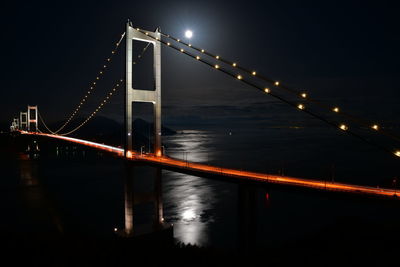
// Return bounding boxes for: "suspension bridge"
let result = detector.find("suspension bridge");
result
[9,21,400,203]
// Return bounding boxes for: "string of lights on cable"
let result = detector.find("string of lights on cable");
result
[38,111,57,134]
[59,79,123,136]
[39,33,152,136]
[45,32,126,135]
[155,30,400,144]
[134,27,400,159]
[54,36,154,136]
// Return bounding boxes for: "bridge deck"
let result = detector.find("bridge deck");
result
[25,132,399,199]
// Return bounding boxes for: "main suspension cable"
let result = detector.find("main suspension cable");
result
[38,111,57,134]
[46,32,126,134]
[59,79,123,136]
[56,38,153,136]
[158,31,400,143]
[135,27,400,159]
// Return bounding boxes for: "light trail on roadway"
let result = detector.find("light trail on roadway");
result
[24,131,400,200]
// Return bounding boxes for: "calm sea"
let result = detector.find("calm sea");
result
[0,125,399,251]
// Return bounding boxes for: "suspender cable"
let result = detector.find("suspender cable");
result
[39,33,151,136]
[39,32,126,135]
[57,38,153,136]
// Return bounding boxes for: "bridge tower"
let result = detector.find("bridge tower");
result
[20,111,28,131]
[10,119,16,132]
[125,21,162,157]
[27,105,38,132]
[13,118,19,130]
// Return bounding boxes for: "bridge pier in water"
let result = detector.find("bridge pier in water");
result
[238,183,258,251]
[121,163,172,240]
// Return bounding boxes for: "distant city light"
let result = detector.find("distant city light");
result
[185,30,193,39]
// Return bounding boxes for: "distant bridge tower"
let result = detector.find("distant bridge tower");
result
[10,118,18,132]
[13,118,19,130]
[125,21,162,157]
[27,105,38,132]
[20,111,28,131]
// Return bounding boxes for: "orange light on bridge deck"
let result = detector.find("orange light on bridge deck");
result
[126,150,133,158]
[156,150,162,157]
[237,75,242,80]
[232,62,237,67]
[301,93,307,98]
[214,64,219,69]
[333,107,340,113]
[252,71,257,76]
[196,56,200,60]
[274,81,280,86]
[372,124,379,130]
[297,104,305,110]
[395,151,400,157]
[264,88,270,93]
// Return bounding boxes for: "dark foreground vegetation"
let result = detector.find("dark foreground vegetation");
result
[2,215,400,266]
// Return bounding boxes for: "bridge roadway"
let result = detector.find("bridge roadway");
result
[24,131,399,200]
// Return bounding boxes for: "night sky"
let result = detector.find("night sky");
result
[2,0,400,131]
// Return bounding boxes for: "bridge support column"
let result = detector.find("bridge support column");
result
[27,105,38,132]
[238,183,257,251]
[154,167,164,229]
[124,164,135,235]
[125,21,162,157]
[121,164,171,239]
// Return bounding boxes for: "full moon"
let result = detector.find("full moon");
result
[185,30,193,39]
